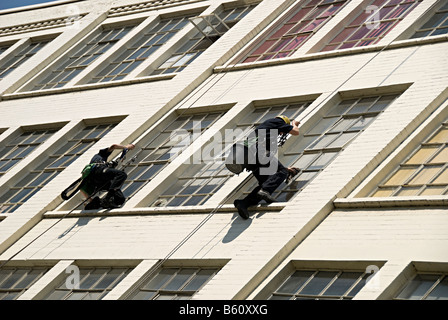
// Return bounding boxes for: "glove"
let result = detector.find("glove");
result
[107,160,118,168]
[286,167,300,183]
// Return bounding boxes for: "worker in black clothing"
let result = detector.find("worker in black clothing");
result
[81,143,135,210]
[232,115,300,219]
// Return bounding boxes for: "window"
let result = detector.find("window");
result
[88,15,194,83]
[152,102,310,207]
[410,2,448,39]
[27,24,136,91]
[0,45,10,56]
[0,122,118,214]
[371,118,448,197]
[234,94,399,203]
[321,0,422,52]
[0,40,51,80]
[0,267,49,300]
[269,269,371,300]
[150,4,257,75]
[235,0,348,63]
[395,273,448,300]
[117,112,224,201]
[127,267,219,300]
[0,128,59,176]
[45,267,131,300]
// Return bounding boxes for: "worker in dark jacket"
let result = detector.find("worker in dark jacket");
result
[233,116,300,219]
[81,143,134,209]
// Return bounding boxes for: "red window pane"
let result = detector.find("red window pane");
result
[272,38,294,52]
[339,42,357,49]
[319,3,343,18]
[378,6,395,19]
[351,10,375,26]
[283,34,309,51]
[288,7,313,23]
[331,27,358,43]
[287,21,310,35]
[369,21,394,38]
[321,44,338,52]
[301,17,327,32]
[243,56,258,63]
[270,24,295,39]
[387,3,414,19]
[348,25,373,41]
[251,39,276,55]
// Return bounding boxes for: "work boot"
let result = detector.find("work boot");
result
[101,191,121,209]
[256,189,277,204]
[234,200,249,220]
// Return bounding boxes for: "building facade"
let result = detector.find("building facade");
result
[0,0,447,300]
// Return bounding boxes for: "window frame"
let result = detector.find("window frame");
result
[151,101,311,208]
[320,0,423,52]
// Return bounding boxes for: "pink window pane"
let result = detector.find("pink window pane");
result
[378,6,395,20]
[339,42,357,49]
[283,34,309,51]
[271,38,293,52]
[306,0,322,6]
[274,52,290,59]
[319,3,343,18]
[321,44,339,52]
[372,0,387,7]
[330,27,357,43]
[260,53,275,61]
[287,21,310,35]
[288,7,313,23]
[251,39,277,55]
[351,10,375,26]
[307,5,328,20]
[347,25,372,41]
[388,0,404,5]
[369,21,394,38]
[243,56,258,63]
[387,3,414,19]
[270,24,295,39]
[301,17,327,32]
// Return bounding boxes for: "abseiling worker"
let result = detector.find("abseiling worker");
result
[226,115,300,219]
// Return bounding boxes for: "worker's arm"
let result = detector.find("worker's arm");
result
[108,143,135,152]
[289,120,300,136]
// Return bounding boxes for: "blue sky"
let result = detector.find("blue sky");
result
[0,0,62,10]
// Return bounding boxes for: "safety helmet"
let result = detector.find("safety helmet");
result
[276,115,290,125]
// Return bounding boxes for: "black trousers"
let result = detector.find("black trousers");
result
[241,152,288,207]
[91,166,127,192]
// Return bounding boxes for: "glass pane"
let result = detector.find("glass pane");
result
[164,269,195,291]
[430,146,448,163]
[326,132,358,148]
[408,166,443,185]
[277,271,314,294]
[142,269,177,290]
[432,170,448,184]
[299,271,338,295]
[131,290,157,300]
[307,117,339,135]
[426,277,448,300]
[45,290,68,300]
[406,146,439,165]
[428,128,448,143]
[79,269,106,289]
[323,272,362,296]
[183,269,215,291]
[15,269,43,289]
[93,269,127,289]
[397,274,439,300]
[308,152,337,170]
[383,167,415,185]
